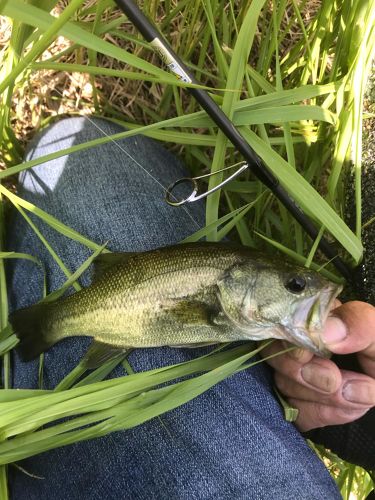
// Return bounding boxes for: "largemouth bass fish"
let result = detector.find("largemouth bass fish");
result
[10,243,342,367]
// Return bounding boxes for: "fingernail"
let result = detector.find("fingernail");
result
[343,380,375,405]
[322,316,347,345]
[301,363,337,393]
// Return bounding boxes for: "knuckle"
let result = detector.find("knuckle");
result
[313,404,368,428]
[274,372,289,393]
[314,403,334,426]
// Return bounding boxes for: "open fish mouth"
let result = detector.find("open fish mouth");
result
[285,282,343,356]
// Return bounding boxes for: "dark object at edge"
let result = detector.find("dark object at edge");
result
[305,133,375,472]
[304,408,375,471]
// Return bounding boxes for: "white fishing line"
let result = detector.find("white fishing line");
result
[40,75,202,231]
[85,116,201,229]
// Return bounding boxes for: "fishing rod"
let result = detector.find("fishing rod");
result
[113,0,352,281]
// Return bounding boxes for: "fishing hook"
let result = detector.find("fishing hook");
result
[165,162,249,206]
[113,0,352,281]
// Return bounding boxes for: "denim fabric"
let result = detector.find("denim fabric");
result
[8,117,340,499]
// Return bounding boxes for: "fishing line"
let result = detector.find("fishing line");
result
[113,0,353,281]
[39,75,202,231]
[83,116,202,230]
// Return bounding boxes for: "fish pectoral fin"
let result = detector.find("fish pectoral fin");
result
[167,299,216,327]
[211,310,232,327]
[93,252,138,281]
[83,341,129,369]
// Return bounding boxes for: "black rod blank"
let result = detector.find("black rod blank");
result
[114,0,352,281]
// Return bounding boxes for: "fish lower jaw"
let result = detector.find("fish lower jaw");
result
[281,324,330,357]
[227,320,276,340]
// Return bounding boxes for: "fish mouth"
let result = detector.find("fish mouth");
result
[285,282,343,356]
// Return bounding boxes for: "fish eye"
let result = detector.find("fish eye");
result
[285,275,306,294]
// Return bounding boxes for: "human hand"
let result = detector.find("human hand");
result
[261,301,375,431]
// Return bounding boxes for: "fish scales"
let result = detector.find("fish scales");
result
[33,245,244,346]
[9,243,342,363]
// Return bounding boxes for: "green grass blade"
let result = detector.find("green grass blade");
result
[2,0,197,87]
[182,202,253,242]
[205,0,267,237]
[0,0,86,95]
[240,128,362,263]
[0,186,105,252]
[43,243,107,303]
[255,232,343,283]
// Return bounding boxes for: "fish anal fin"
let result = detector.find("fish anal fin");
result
[93,252,137,281]
[83,341,128,369]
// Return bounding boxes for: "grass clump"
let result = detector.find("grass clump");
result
[0,0,374,498]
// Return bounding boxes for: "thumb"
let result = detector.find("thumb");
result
[323,301,375,361]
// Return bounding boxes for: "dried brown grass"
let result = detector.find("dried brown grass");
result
[1,0,322,168]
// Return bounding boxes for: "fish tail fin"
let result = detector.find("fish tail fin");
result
[9,303,56,361]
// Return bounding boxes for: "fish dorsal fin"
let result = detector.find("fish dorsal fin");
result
[93,252,137,281]
[83,341,128,369]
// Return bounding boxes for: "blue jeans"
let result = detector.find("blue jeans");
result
[8,118,340,499]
